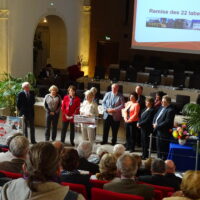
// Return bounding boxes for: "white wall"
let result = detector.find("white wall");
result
[6,0,82,77]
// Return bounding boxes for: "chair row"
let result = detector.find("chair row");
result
[0,170,174,200]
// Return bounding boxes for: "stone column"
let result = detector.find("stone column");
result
[0,9,9,78]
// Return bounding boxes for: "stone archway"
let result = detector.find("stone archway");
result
[33,15,67,77]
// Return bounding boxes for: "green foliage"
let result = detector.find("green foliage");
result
[182,103,200,135]
[0,72,37,116]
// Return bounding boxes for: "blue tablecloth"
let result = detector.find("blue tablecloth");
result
[167,143,200,171]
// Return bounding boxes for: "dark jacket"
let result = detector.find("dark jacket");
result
[164,173,182,191]
[138,107,155,130]
[17,90,35,119]
[78,157,99,174]
[104,178,154,200]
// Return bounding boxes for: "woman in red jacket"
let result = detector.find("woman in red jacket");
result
[61,85,80,145]
[123,92,140,152]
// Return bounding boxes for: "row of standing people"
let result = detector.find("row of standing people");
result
[17,82,175,160]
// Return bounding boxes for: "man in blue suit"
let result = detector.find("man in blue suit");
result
[17,82,36,144]
[153,95,175,160]
[101,83,124,145]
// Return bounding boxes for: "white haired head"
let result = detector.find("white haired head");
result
[77,141,92,159]
[22,82,30,90]
[113,144,125,158]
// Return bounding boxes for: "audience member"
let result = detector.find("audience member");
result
[88,145,108,164]
[163,170,200,200]
[0,142,84,200]
[153,95,175,160]
[77,141,99,174]
[113,144,125,159]
[104,154,153,200]
[0,133,23,162]
[61,85,80,146]
[0,136,29,173]
[60,148,91,195]
[138,158,176,189]
[91,153,117,181]
[164,160,182,191]
[68,61,84,81]
[44,85,62,141]
[53,141,64,156]
[90,87,99,104]
[17,82,37,144]
[80,90,99,143]
[123,92,140,152]
[101,83,124,145]
[137,96,155,159]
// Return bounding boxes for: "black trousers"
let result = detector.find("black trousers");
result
[125,121,137,151]
[24,116,36,143]
[103,115,120,145]
[156,131,170,160]
[45,112,59,141]
[61,121,75,144]
[141,127,151,158]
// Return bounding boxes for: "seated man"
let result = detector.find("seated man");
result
[164,160,182,191]
[0,136,29,173]
[104,154,154,200]
[138,158,174,188]
[0,133,23,162]
[77,141,99,174]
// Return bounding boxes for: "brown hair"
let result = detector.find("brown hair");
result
[67,85,76,93]
[181,170,200,199]
[25,142,60,192]
[96,153,117,181]
[61,148,79,171]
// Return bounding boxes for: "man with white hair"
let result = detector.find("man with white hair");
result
[77,141,99,174]
[104,154,153,200]
[0,136,29,173]
[101,83,124,145]
[17,82,37,144]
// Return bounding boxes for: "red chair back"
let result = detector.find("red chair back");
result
[138,182,174,197]
[0,170,23,179]
[61,182,87,199]
[1,148,9,152]
[89,179,108,188]
[91,188,144,200]
[154,189,163,200]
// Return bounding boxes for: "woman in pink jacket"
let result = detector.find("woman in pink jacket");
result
[61,85,80,145]
[123,92,140,152]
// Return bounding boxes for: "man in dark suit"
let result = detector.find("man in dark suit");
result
[104,154,153,200]
[17,82,36,144]
[138,158,170,187]
[164,160,182,191]
[153,95,175,160]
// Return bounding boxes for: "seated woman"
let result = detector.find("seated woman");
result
[0,142,84,200]
[91,153,117,181]
[163,170,200,200]
[60,148,91,196]
[80,90,99,144]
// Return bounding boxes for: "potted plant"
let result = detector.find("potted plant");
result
[182,103,200,136]
[0,72,37,116]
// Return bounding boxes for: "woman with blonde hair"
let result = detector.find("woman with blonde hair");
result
[44,85,62,141]
[91,153,117,181]
[80,90,99,143]
[164,170,200,200]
